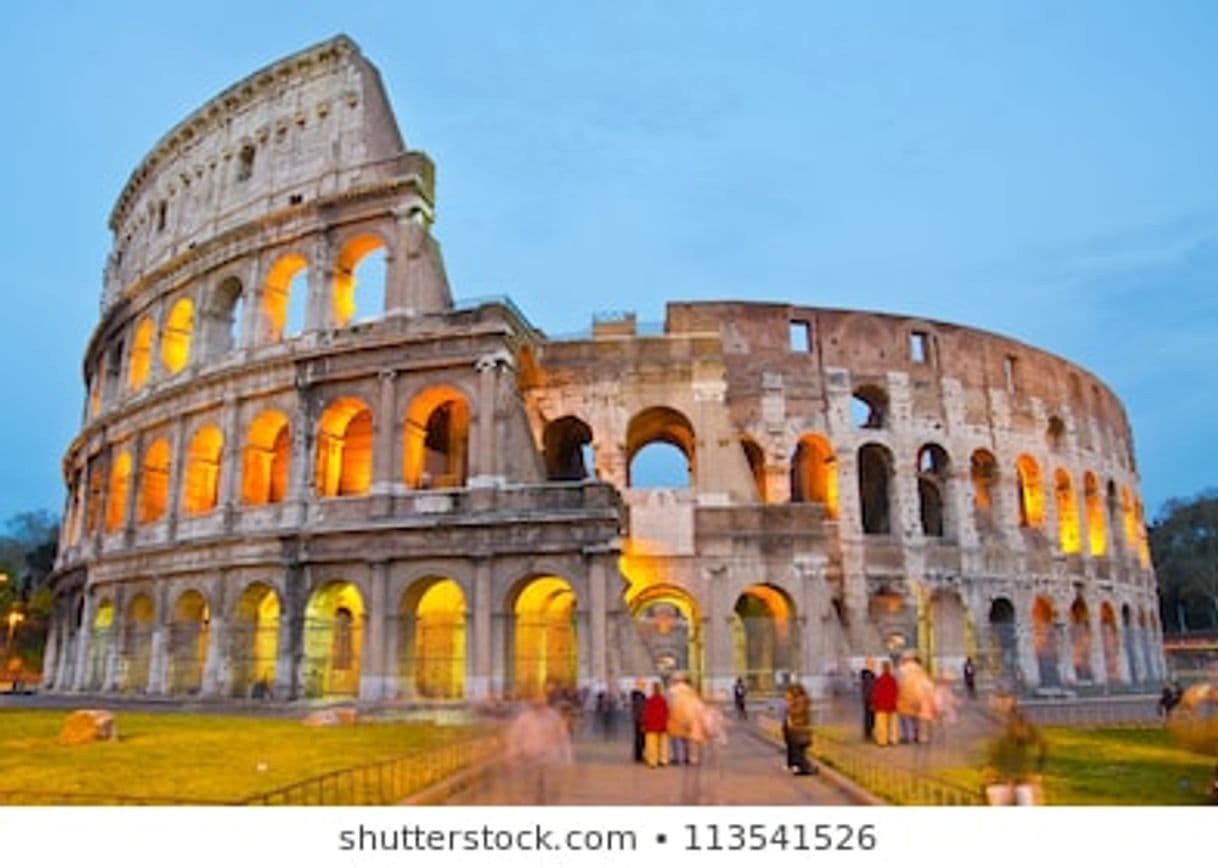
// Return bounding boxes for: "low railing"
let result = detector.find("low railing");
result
[1020,696,1160,729]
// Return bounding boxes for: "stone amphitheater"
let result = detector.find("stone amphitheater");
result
[43,35,1165,703]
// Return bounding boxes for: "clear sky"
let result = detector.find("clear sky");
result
[2,1,1216,520]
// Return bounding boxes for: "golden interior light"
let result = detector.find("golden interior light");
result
[403,386,469,489]
[127,316,155,390]
[137,439,171,524]
[315,398,373,496]
[332,234,385,327]
[161,297,194,374]
[305,581,365,696]
[1084,472,1106,556]
[513,576,577,699]
[1054,468,1081,554]
[792,433,839,518]
[412,578,466,699]
[182,425,224,516]
[105,451,132,533]
[86,469,103,534]
[1120,486,1138,550]
[261,254,308,341]
[169,590,210,694]
[1016,454,1044,528]
[242,411,291,506]
[233,583,280,690]
[93,600,114,631]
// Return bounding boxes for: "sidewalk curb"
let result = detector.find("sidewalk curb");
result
[746,726,886,806]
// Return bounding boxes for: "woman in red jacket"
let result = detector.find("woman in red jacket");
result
[643,682,670,767]
[872,660,899,746]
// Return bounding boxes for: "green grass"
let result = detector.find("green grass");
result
[0,710,475,803]
[937,727,1216,805]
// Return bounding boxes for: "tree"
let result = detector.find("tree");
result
[1152,491,1218,633]
[0,510,59,673]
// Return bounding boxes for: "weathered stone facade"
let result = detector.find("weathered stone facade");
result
[45,36,1165,702]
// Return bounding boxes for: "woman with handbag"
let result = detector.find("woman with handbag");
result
[784,683,817,775]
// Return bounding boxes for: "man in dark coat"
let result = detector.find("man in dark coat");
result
[630,679,647,762]
[859,657,877,741]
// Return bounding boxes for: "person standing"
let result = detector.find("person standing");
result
[859,657,877,741]
[733,677,748,720]
[963,656,976,699]
[872,660,898,746]
[630,680,648,762]
[643,682,670,768]
[784,683,816,775]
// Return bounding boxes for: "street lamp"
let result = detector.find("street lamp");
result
[3,610,23,659]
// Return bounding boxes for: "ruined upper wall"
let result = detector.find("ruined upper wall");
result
[102,35,411,311]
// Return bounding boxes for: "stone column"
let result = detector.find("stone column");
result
[470,354,504,487]
[388,204,453,316]
[705,564,735,696]
[121,430,143,547]
[589,556,609,687]
[577,610,593,685]
[470,559,492,699]
[1088,608,1107,687]
[1055,620,1072,687]
[305,239,333,332]
[166,414,188,541]
[41,617,60,691]
[72,595,95,692]
[360,562,391,701]
[491,610,508,697]
[371,370,398,499]
[104,589,124,691]
[202,577,228,697]
[219,397,240,528]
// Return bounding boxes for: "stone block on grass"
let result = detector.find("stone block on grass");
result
[60,709,118,745]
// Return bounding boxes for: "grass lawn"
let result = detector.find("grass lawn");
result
[0,709,477,804]
[939,727,1216,805]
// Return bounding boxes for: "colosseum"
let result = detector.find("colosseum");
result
[43,35,1166,704]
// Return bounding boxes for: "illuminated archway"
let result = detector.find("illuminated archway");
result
[261,253,309,341]
[732,584,797,693]
[987,597,1018,679]
[970,449,998,513]
[741,437,766,502]
[790,434,838,518]
[509,575,577,699]
[168,590,209,695]
[105,451,132,534]
[858,443,893,534]
[241,410,291,506]
[403,386,470,489]
[1055,469,1081,553]
[332,234,386,327]
[85,466,103,535]
[182,425,224,515]
[128,316,154,390]
[928,590,968,670]
[626,406,695,488]
[201,276,243,359]
[1099,602,1121,684]
[137,439,171,524]
[629,584,703,686]
[917,444,949,537]
[397,577,466,699]
[1032,596,1059,687]
[1016,455,1044,528]
[543,415,595,482]
[1084,472,1106,556]
[229,583,280,698]
[315,398,373,497]
[121,594,155,693]
[87,599,114,690]
[303,581,365,698]
[1070,598,1093,682]
[161,297,194,375]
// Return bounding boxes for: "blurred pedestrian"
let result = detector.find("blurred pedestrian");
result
[859,657,877,741]
[733,677,748,720]
[982,693,1047,806]
[963,656,976,699]
[505,700,574,804]
[872,660,898,746]
[643,682,670,768]
[784,683,816,775]
[630,679,647,762]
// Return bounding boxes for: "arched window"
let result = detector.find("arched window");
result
[970,449,998,511]
[1120,486,1138,552]
[161,297,194,375]
[1015,454,1044,528]
[182,425,224,515]
[138,439,171,524]
[626,406,696,488]
[241,411,291,506]
[917,444,949,537]
[403,387,470,489]
[332,234,386,327]
[741,437,766,502]
[790,434,838,518]
[105,451,132,533]
[850,385,888,429]
[543,416,595,482]
[201,276,244,359]
[315,398,373,497]
[261,254,309,342]
[127,317,155,391]
[1046,415,1066,451]
[86,465,103,534]
[1055,469,1080,554]
[858,443,893,535]
[1083,472,1106,556]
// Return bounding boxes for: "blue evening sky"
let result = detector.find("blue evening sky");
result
[1,1,1216,520]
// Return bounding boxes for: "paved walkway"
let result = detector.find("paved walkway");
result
[445,720,866,805]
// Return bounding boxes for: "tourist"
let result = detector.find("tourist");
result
[859,657,877,741]
[505,699,574,804]
[667,672,704,765]
[872,660,898,746]
[784,683,816,775]
[630,679,648,762]
[643,682,670,768]
[733,677,748,720]
[982,693,1047,805]
[962,656,977,699]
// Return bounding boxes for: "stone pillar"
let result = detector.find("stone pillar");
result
[470,354,505,487]
[103,589,124,691]
[202,613,226,697]
[360,562,391,701]
[72,596,94,692]
[796,554,830,696]
[305,239,333,332]
[388,205,452,316]
[273,605,296,699]
[166,414,188,541]
[577,610,593,685]
[589,556,609,687]
[470,559,492,699]
[1055,620,1072,687]
[371,370,398,498]
[219,397,240,526]
[705,564,735,696]
[122,430,143,546]
[491,611,508,697]
[1088,608,1107,687]
[41,617,60,691]
[285,392,313,526]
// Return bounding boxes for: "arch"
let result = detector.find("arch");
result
[315,398,373,497]
[857,443,893,535]
[629,584,703,686]
[85,466,103,534]
[970,448,998,532]
[403,386,470,489]
[229,582,280,698]
[332,233,387,327]
[201,275,244,359]
[1032,596,1060,687]
[929,590,968,670]
[732,584,797,693]
[1055,468,1081,554]
[261,253,309,341]
[987,597,1018,680]
[121,593,155,693]
[741,437,767,502]
[1121,603,1140,683]
[790,434,838,517]
[1099,602,1121,684]
[303,581,365,698]
[241,410,291,506]
[508,575,578,699]
[917,443,949,537]
[1015,454,1044,528]
[1120,486,1138,553]
[1046,415,1066,450]
[397,577,466,699]
[105,451,132,534]
[1069,597,1093,682]
[851,385,888,429]
[167,589,209,695]
[1084,472,1106,556]
[1134,498,1151,568]
[626,406,696,488]
[543,415,595,482]
[182,425,224,515]
[87,599,115,690]
[127,316,155,390]
[161,297,194,375]
[137,438,171,524]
